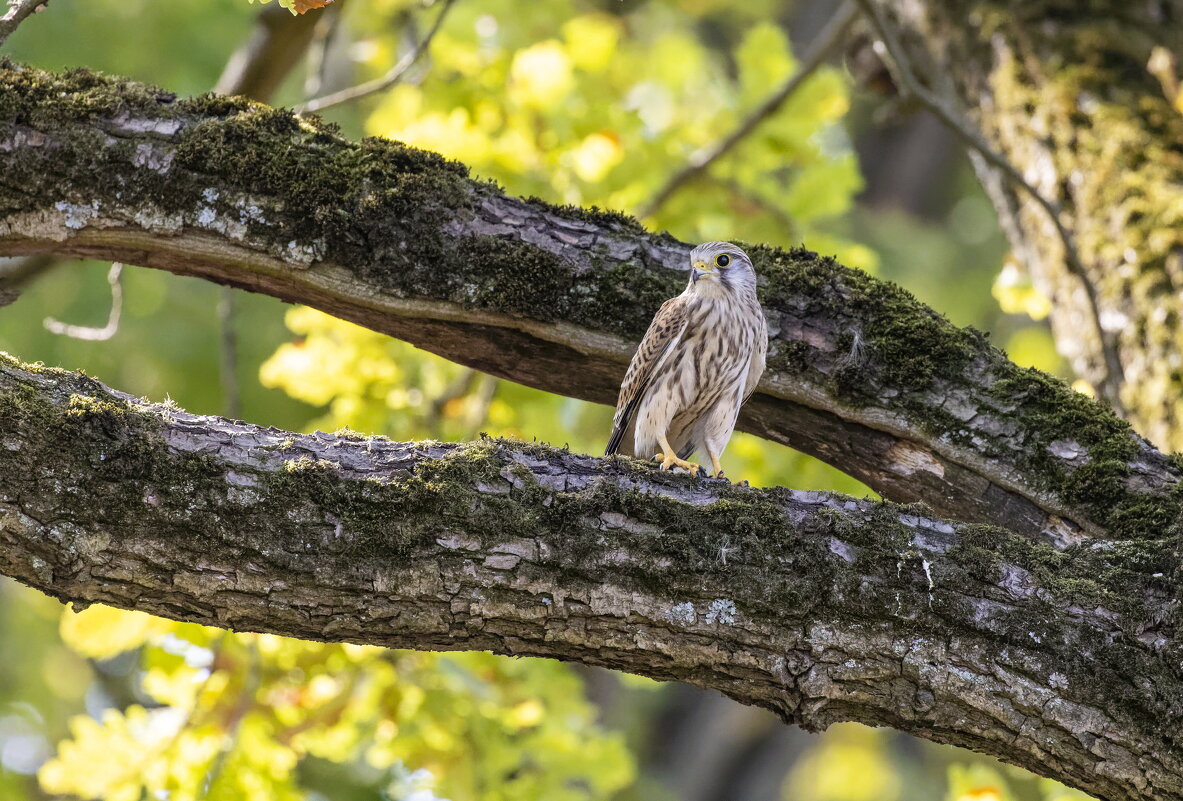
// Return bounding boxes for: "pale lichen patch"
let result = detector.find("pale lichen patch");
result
[705,598,737,624]
[666,601,696,624]
[53,199,100,230]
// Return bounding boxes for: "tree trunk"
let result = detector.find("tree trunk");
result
[885,0,1183,448]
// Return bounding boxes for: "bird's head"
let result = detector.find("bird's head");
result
[688,241,757,297]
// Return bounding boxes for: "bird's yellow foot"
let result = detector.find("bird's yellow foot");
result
[653,451,700,474]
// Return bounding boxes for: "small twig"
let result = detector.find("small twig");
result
[218,287,241,419]
[43,262,123,341]
[639,0,857,219]
[297,0,457,114]
[0,0,48,49]
[855,0,1126,409]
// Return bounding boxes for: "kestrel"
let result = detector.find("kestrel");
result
[605,242,767,478]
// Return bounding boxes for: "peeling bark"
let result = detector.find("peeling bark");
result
[0,63,1179,547]
[0,358,1181,801]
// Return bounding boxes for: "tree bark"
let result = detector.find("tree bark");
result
[0,356,1181,801]
[1,63,1179,549]
[884,0,1183,449]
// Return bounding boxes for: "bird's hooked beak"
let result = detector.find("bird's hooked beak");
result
[692,260,713,283]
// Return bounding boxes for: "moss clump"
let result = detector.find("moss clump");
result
[173,107,473,271]
[985,366,1183,541]
[451,236,573,320]
[748,244,983,404]
[567,256,682,338]
[0,61,175,126]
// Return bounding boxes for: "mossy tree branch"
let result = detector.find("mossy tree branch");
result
[0,356,1181,801]
[1,64,1179,549]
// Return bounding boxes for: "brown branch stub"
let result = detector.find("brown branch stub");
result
[0,0,48,49]
[0,62,1177,547]
[0,356,1181,801]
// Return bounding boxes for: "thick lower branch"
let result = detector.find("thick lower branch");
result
[0,357,1181,801]
[0,63,1179,547]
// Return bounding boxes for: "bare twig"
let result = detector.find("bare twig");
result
[296,0,457,114]
[43,262,123,341]
[0,0,48,49]
[218,287,241,419]
[639,1,857,219]
[854,0,1126,410]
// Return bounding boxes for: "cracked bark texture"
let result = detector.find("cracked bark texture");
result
[1,63,1180,549]
[1,358,1181,801]
[885,0,1183,449]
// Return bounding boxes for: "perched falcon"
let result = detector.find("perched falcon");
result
[605,242,767,478]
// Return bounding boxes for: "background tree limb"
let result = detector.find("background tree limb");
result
[878,0,1183,449]
[0,355,1180,801]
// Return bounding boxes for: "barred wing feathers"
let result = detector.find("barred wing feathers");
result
[604,295,690,456]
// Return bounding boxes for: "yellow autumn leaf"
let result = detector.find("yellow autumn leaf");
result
[59,604,170,659]
[509,41,574,108]
[561,14,622,73]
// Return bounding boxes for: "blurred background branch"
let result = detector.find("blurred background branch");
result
[42,263,122,342]
[0,0,48,48]
[641,0,857,219]
[297,0,456,113]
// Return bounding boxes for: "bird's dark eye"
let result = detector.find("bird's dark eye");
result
[715,254,731,268]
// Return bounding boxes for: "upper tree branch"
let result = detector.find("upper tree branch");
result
[0,356,1180,801]
[0,63,1178,545]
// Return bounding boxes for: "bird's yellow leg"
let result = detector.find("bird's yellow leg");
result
[708,452,725,479]
[653,434,700,474]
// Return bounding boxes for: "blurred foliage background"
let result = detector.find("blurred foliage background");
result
[0,0,1081,799]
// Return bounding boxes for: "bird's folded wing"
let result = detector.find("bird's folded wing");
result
[741,325,768,406]
[605,295,690,455]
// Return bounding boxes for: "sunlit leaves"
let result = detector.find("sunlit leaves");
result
[358,2,867,269]
[44,606,632,801]
[59,605,169,660]
[993,258,1052,320]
